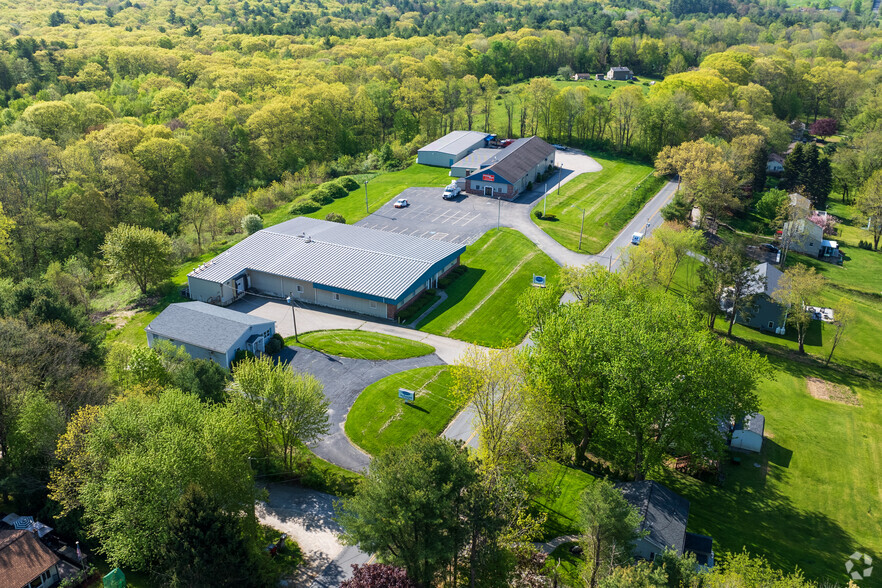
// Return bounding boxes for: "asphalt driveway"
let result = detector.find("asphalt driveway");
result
[278,345,445,472]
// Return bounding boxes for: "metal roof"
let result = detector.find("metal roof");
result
[189,217,465,302]
[146,301,274,354]
[618,481,690,554]
[419,131,492,156]
[452,148,498,170]
[466,136,555,184]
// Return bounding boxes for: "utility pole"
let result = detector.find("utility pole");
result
[364,180,369,214]
[556,165,562,196]
[578,207,586,250]
[286,294,299,342]
[497,194,501,231]
[543,182,547,216]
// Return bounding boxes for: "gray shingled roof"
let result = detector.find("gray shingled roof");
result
[467,136,555,184]
[754,262,783,297]
[189,217,465,303]
[734,412,765,436]
[419,131,492,156]
[618,481,690,554]
[146,302,274,353]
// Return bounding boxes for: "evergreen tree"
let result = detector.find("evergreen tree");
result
[780,142,804,191]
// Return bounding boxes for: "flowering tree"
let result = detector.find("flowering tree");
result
[809,211,839,236]
[341,564,416,588]
[809,118,837,137]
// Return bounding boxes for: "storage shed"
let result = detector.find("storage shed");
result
[417,131,494,168]
[187,217,465,320]
[730,413,765,453]
[463,136,555,200]
[146,301,276,369]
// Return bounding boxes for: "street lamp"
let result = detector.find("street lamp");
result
[543,182,548,216]
[285,294,299,342]
[363,180,369,214]
[556,165,562,196]
[496,193,501,231]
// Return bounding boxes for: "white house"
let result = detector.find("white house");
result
[784,217,824,257]
[766,154,784,173]
[146,302,276,369]
[730,413,765,453]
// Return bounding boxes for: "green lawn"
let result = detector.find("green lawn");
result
[531,460,596,540]
[532,155,664,254]
[659,355,882,583]
[290,329,435,360]
[263,163,451,227]
[416,229,560,347]
[344,366,462,456]
[544,542,583,587]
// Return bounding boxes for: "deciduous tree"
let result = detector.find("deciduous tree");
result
[578,479,643,588]
[773,264,826,354]
[857,169,882,250]
[101,224,174,295]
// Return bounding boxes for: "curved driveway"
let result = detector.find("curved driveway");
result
[276,345,445,472]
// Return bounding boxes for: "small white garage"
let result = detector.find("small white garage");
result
[730,413,765,453]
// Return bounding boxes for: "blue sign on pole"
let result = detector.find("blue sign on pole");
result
[398,388,415,402]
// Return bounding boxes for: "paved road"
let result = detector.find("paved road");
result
[257,485,369,588]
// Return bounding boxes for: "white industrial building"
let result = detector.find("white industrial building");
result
[187,217,465,320]
[417,131,494,168]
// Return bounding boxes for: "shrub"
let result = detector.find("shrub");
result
[534,210,544,219]
[325,212,346,224]
[335,176,360,192]
[289,198,321,215]
[231,349,255,370]
[316,182,348,200]
[438,265,468,289]
[858,240,874,250]
[264,336,282,355]
[241,214,263,235]
[310,187,335,205]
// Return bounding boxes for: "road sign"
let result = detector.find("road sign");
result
[398,388,415,402]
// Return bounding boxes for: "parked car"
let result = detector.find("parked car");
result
[551,144,569,151]
[394,199,409,208]
[498,138,515,148]
[631,232,644,245]
[761,243,780,253]
[442,184,461,200]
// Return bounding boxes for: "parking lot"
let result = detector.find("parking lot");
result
[355,187,503,245]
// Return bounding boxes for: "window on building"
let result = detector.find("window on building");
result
[370,301,377,309]
[768,321,774,329]
[333,293,340,301]
[296,285,303,293]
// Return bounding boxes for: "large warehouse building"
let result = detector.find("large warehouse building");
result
[187,217,465,320]
[463,136,555,200]
[417,130,494,167]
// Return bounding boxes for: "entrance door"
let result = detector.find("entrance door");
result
[484,186,493,196]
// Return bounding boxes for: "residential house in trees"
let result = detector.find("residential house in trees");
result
[730,263,788,334]
[606,66,634,80]
[617,481,715,567]
[0,530,61,588]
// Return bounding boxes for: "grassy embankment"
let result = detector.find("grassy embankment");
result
[344,366,461,456]
[416,228,560,347]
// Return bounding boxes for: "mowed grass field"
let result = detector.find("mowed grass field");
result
[345,366,461,456]
[263,163,451,227]
[661,356,882,583]
[532,154,662,254]
[659,201,882,581]
[291,329,435,360]
[417,229,560,347]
